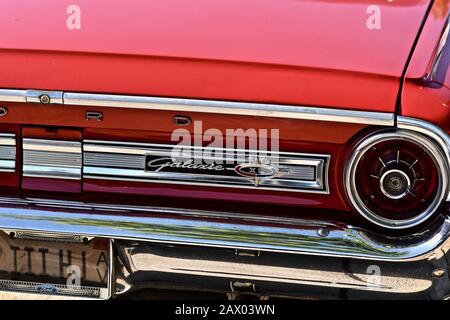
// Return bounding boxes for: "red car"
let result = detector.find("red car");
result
[0,0,448,300]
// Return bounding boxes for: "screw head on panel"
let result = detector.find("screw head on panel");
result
[39,94,51,104]
[317,227,329,237]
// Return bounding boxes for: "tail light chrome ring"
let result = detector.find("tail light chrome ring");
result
[345,130,449,229]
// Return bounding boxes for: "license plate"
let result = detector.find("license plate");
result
[0,231,110,298]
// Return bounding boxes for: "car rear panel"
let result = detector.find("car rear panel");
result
[0,0,432,112]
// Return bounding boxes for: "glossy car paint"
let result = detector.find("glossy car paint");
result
[0,102,368,211]
[0,0,431,111]
[0,0,443,225]
[402,0,450,134]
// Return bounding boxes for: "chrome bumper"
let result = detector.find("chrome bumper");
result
[114,241,448,299]
[0,197,449,298]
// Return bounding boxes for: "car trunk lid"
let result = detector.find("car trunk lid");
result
[0,0,432,112]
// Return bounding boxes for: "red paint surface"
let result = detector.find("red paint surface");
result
[22,177,81,194]
[0,0,446,223]
[0,102,366,145]
[401,0,450,133]
[0,0,431,112]
[0,101,370,211]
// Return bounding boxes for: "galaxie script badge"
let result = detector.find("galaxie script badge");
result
[145,156,279,179]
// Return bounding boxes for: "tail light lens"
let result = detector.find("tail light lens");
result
[345,130,448,229]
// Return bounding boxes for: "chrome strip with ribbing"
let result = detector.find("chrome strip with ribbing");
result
[63,92,394,125]
[23,139,82,180]
[0,89,395,125]
[0,133,16,172]
[0,280,107,299]
[83,140,329,193]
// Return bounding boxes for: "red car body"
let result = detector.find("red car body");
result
[0,0,440,112]
[0,0,448,299]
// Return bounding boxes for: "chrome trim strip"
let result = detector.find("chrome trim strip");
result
[0,90,26,103]
[425,16,450,83]
[83,140,330,193]
[23,165,81,180]
[64,92,394,125]
[0,89,395,125]
[0,133,16,172]
[0,160,15,171]
[0,133,16,146]
[0,196,448,262]
[23,139,81,153]
[397,117,450,201]
[2,196,335,227]
[25,90,63,104]
[83,173,329,194]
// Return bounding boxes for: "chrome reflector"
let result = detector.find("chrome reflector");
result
[23,139,82,180]
[0,133,15,172]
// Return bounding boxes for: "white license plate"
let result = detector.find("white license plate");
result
[0,232,110,298]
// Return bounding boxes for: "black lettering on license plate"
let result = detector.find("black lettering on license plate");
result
[0,239,108,286]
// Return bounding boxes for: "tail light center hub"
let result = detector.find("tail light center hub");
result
[380,169,411,199]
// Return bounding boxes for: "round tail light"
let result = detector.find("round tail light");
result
[345,130,449,229]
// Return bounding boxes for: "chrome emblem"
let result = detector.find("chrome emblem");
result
[235,163,279,178]
[146,158,225,173]
[84,141,329,192]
